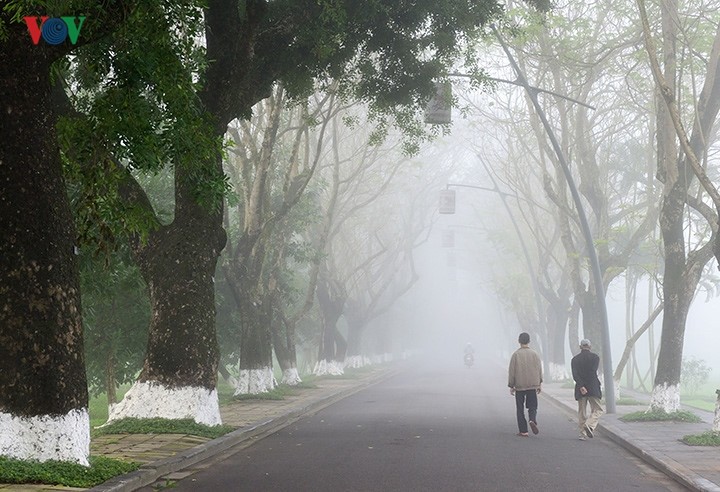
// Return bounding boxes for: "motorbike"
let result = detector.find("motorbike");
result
[464,352,474,367]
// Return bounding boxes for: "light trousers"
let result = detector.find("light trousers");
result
[578,396,604,432]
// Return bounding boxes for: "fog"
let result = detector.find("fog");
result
[366,103,720,386]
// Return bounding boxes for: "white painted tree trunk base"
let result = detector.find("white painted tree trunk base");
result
[107,381,221,426]
[313,359,344,376]
[281,367,302,386]
[0,408,90,465]
[548,363,569,382]
[234,367,276,395]
[649,382,681,413]
[345,355,371,369]
[713,392,720,432]
[371,353,393,364]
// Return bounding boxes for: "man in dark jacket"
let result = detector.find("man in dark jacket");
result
[571,339,604,440]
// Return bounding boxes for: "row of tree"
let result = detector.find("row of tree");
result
[0,0,549,465]
[463,0,720,413]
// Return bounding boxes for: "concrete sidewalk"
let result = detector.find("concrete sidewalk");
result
[541,382,720,492]
[2,368,719,491]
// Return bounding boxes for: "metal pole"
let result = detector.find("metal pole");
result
[491,25,616,413]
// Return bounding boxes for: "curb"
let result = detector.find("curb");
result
[541,392,720,492]
[89,368,398,492]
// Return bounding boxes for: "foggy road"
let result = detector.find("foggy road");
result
[147,359,687,492]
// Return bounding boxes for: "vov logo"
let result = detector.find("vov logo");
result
[24,16,86,45]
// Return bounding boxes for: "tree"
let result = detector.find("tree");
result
[0,1,135,465]
[2,0,551,451]
[98,0,549,418]
[637,0,720,412]
[221,86,337,393]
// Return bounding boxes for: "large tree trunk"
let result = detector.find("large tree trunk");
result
[271,314,301,386]
[0,36,89,464]
[109,211,225,424]
[315,277,346,375]
[640,0,720,412]
[345,317,367,369]
[236,291,275,394]
[109,0,268,422]
[651,189,691,412]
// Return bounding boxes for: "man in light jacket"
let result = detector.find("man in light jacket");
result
[571,339,604,440]
[508,332,543,437]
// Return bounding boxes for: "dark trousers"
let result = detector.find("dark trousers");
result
[515,389,538,433]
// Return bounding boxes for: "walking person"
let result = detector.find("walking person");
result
[508,332,543,437]
[571,339,604,440]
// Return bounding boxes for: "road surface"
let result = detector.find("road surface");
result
[144,359,687,491]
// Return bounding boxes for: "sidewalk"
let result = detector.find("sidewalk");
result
[1,369,719,491]
[541,382,720,492]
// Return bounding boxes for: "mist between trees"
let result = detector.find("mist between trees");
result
[2,0,720,467]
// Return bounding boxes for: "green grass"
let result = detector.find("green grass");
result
[620,409,703,423]
[682,431,720,446]
[92,418,236,439]
[217,379,237,405]
[0,455,139,488]
[89,385,131,428]
[682,398,716,412]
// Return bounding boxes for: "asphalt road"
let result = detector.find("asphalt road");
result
[147,359,688,492]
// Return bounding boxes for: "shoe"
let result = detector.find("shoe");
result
[529,421,539,435]
[517,432,529,437]
[584,424,593,438]
[578,434,586,441]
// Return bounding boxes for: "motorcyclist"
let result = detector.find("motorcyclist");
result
[464,343,475,366]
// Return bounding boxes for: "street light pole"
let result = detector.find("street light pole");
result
[491,25,616,413]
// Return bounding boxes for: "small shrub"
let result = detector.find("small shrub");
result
[681,357,711,395]
[682,431,720,446]
[93,418,235,439]
[0,456,139,488]
[620,410,702,423]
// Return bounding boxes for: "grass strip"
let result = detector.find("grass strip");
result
[0,456,139,488]
[681,431,720,446]
[93,417,236,439]
[620,409,702,423]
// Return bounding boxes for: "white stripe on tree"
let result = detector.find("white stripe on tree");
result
[649,382,681,413]
[107,381,221,426]
[0,408,90,465]
[234,367,275,395]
